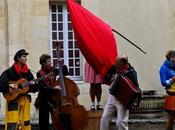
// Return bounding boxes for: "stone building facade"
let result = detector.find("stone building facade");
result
[0,0,175,122]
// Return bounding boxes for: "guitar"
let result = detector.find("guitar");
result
[3,72,54,101]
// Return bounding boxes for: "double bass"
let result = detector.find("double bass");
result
[51,41,88,130]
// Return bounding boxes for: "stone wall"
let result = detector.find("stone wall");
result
[81,0,174,92]
[0,0,175,122]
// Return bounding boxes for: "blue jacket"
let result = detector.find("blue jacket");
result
[159,60,175,88]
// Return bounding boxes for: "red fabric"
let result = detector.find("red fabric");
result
[13,63,29,75]
[66,0,118,77]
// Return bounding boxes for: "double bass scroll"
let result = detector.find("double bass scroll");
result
[51,40,88,130]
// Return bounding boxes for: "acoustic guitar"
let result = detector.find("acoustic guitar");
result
[3,72,54,101]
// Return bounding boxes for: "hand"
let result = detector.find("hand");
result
[9,84,18,90]
[30,81,36,85]
[172,76,175,82]
[110,73,118,82]
[110,75,115,81]
[54,85,61,90]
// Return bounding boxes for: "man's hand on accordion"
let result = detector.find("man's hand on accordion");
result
[110,73,120,89]
[111,73,119,82]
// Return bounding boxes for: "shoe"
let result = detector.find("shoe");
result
[97,105,103,110]
[90,104,96,111]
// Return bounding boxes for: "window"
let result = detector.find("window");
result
[50,3,83,81]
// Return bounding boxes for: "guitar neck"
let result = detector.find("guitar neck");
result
[34,72,53,82]
[22,72,54,88]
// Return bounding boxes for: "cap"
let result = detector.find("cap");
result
[14,49,29,61]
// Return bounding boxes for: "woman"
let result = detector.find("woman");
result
[159,50,175,130]
[84,61,103,111]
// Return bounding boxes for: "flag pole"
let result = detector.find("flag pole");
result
[112,29,147,54]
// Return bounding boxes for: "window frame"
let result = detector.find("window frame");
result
[49,2,83,81]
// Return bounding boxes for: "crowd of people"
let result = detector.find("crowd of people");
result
[0,48,174,130]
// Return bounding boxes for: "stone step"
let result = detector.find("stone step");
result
[111,118,167,130]
[0,118,168,130]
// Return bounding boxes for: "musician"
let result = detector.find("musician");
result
[100,54,139,130]
[159,50,175,130]
[0,49,38,130]
[34,54,68,130]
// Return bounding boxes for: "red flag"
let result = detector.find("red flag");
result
[66,0,118,77]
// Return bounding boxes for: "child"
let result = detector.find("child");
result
[84,62,103,111]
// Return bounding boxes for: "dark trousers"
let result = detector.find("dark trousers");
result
[39,101,50,130]
[166,111,175,130]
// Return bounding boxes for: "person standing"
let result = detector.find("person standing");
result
[159,50,175,130]
[0,49,37,130]
[34,54,68,130]
[100,55,139,130]
[84,61,103,111]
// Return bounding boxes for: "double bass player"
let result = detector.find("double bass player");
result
[34,53,68,130]
[35,40,88,130]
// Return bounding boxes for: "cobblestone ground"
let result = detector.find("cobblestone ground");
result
[111,118,168,130]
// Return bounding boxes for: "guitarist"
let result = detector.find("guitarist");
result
[0,49,38,130]
[34,54,68,130]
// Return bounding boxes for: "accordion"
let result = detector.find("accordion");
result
[110,74,141,108]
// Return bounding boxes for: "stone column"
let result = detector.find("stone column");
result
[0,0,8,70]
[7,0,24,64]
[6,0,50,70]
[0,0,7,122]
[1,0,50,122]
[30,0,50,71]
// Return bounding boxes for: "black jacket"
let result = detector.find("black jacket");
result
[36,65,68,92]
[105,64,140,95]
[0,66,36,93]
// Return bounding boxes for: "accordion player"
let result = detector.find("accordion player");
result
[105,57,142,109]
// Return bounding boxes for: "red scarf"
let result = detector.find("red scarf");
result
[13,63,29,75]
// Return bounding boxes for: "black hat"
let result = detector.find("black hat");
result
[14,49,29,61]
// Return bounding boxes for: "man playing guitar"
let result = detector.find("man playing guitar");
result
[0,49,38,130]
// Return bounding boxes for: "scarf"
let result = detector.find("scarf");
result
[13,63,29,75]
